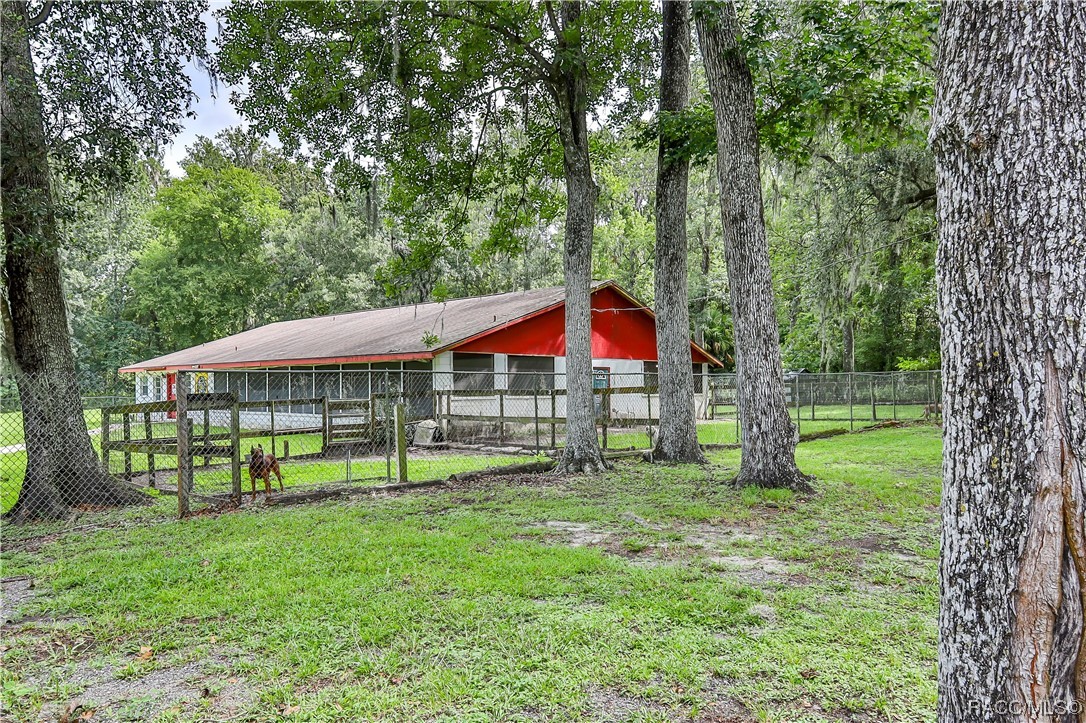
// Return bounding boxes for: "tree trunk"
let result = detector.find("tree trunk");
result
[551,1,606,474]
[695,1,810,492]
[933,3,1086,720]
[841,315,855,373]
[1,1,145,522]
[653,0,704,464]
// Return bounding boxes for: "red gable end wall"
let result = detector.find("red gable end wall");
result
[453,286,714,363]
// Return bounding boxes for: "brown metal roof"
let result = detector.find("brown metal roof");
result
[120,284,581,372]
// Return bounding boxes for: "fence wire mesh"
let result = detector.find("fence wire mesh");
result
[1,369,941,524]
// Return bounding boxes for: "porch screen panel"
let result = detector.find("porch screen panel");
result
[290,369,315,414]
[341,364,369,400]
[404,361,433,418]
[643,361,658,390]
[453,353,494,392]
[508,355,555,391]
[268,371,289,402]
[246,372,268,409]
[314,366,340,401]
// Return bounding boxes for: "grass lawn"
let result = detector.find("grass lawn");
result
[192,453,542,494]
[0,425,940,722]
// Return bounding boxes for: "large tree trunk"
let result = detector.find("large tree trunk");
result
[695,2,810,492]
[933,3,1086,720]
[653,0,704,464]
[1,1,145,522]
[552,1,606,474]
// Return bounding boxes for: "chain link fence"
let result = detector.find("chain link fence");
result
[1,368,942,524]
[709,370,943,437]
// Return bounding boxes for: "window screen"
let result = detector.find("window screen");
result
[268,372,289,401]
[692,363,704,393]
[453,353,494,391]
[508,355,555,391]
[314,367,340,400]
[341,364,369,399]
[371,362,402,395]
[246,372,268,402]
[643,361,658,390]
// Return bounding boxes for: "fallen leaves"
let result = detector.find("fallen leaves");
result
[277,702,301,716]
[136,646,154,661]
[57,701,96,723]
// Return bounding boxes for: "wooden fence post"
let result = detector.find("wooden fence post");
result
[143,410,155,488]
[870,376,877,421]
[601,389,610,451]
[270,399,277,456]
[848,373,854,431]
[394,402,408,484]
[534,377,540,452]
[230,398,241,502]
[891,373,898,421]
[550,390,557,449]
[122,413,132,479]
[498,390,505,444]
[321,396,331,453]
[176,371,191,518]
[202,407,211,467]
[794,377,801,436]
[101,407,111,472]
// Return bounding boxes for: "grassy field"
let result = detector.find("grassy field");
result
[0,425,941,722]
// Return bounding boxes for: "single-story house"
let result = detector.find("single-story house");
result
[120,280,722,423]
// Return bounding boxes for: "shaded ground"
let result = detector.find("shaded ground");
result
[1,426,941,722]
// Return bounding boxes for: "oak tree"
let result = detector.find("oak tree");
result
[652,0,705,464]
[695,0,810,491]
[933,2,1086,719]
[1,0,209,521]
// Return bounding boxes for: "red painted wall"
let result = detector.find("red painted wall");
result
[454,286,715,363]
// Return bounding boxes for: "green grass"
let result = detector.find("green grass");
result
[0,408,102,448]
[194,453,541,493]
[1,426,941,722]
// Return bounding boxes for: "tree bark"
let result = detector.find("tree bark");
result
[695,1,810,491]
[933,3,1086,721]
[841,315,855,373]
[653,0,704,464]
[551,0,607,474]
[1,1,145,521]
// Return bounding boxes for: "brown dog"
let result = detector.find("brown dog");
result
[248,445,283,498]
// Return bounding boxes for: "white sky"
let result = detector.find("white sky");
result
[161,3,245,176]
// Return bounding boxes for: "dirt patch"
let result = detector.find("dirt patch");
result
[697,675,755,722]
[837,534,889,553]
[584,686,680,722]
[685,523,763,548]
[706,555,805,586]
[32,654,255,723]
[529,521,609,547]
[1,576,38,624]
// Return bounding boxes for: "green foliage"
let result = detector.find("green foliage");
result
[745,0,939,161]
[651,1,937,164]
[31,1,211,191]
[897,353,941,372]
[217,1,659,299]
[125,165,286,350]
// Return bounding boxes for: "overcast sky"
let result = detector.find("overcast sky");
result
[161,3,245,176]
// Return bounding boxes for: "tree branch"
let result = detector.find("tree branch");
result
[27,0,54,28]
[431,4,552,78]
